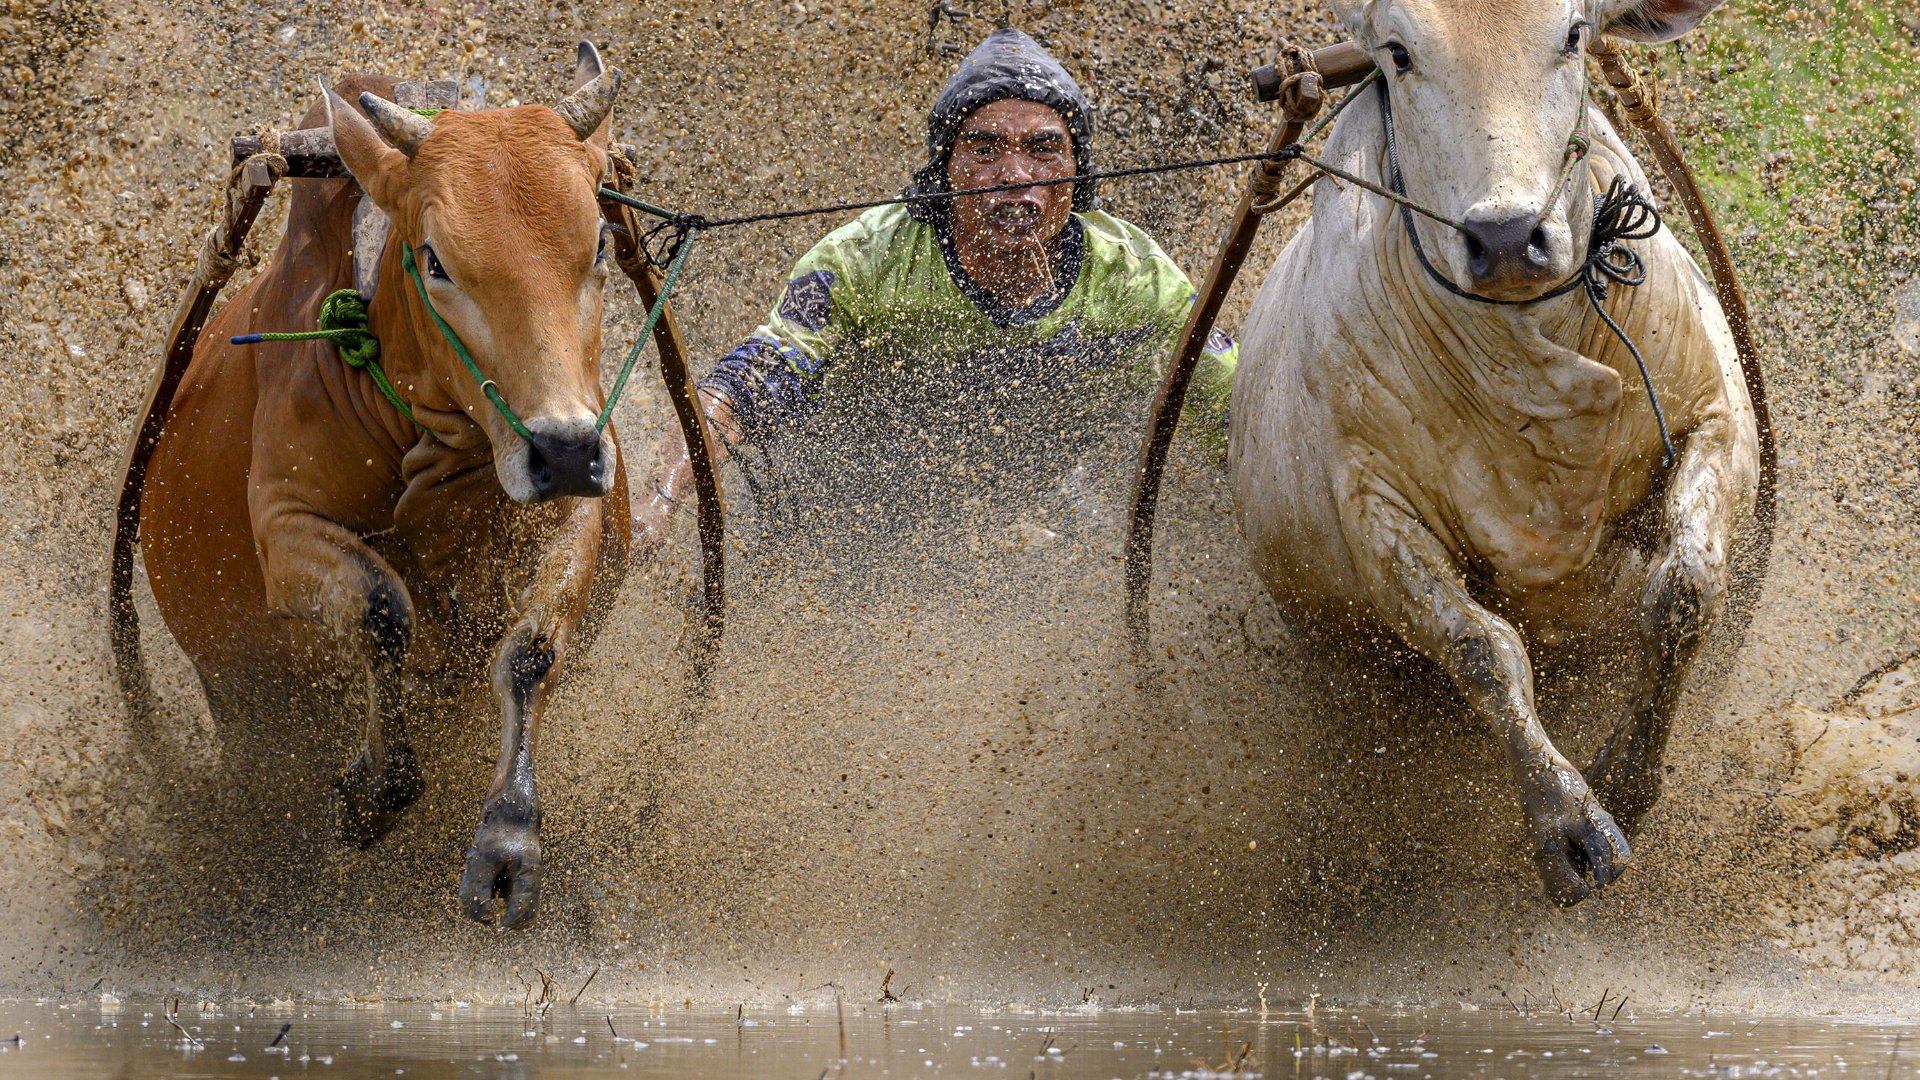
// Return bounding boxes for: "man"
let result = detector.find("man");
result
[636,27,1236,556]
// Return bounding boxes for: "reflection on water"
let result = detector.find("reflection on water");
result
[0,1001,1909,1079]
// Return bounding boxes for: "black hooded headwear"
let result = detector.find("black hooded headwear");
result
[905,27,1096,227]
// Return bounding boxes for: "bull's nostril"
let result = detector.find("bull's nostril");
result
[1528,225,1551,266]
[526,445,553,490]
[1464,233,1487,264]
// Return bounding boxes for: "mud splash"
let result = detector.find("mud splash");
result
[0,0,1917,1010]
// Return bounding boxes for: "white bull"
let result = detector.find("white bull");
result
[1230,0,1759,904]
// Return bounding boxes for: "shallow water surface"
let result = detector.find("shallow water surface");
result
[0,1002,1910,1079]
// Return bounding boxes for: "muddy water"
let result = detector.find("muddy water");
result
[3,0,1920,1016]
[1,1002,1913,1079]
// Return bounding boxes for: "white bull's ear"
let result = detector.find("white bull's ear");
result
[1323,0,1378,42]
[1595,0,1726,42]
[320,78,410,212]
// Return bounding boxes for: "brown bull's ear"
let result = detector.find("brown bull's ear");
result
[552,66,622,146]
[1596,0,1726,42]
[321,79,410,212]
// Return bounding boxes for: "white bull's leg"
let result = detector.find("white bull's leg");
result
[1586,416,1742,833]
[1344,488,1631,905]
[458,496,604,929]
[257,512,425,847]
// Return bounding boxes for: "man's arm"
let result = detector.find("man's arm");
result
[632,231,866,562]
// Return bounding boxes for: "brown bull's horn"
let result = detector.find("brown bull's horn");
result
[359,91,435,157]
[552,67,623,141]
[572,40,606,91]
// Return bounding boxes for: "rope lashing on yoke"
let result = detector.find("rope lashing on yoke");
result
[1374,80,1676,468]
[232,289,423,428]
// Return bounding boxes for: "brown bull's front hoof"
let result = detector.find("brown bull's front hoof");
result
[459,810,542,929]
[1528,789,1633,907]
[331,748,425,849]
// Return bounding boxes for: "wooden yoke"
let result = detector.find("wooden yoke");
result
[599,149,728,649]
[1121,42,1338,648]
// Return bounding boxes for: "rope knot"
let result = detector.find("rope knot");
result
[641,213,709,267]
[317,289,380,368]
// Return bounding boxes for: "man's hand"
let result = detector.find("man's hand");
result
[630,485,680,566]
[631,390,741,567]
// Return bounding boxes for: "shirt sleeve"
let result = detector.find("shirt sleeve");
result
[697,229,866,434]
[1129,253,1238,427]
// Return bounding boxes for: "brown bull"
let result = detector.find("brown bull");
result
[133,46,632,927]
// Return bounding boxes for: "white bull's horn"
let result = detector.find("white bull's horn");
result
[358,92,435,157]
[552,67,623,141]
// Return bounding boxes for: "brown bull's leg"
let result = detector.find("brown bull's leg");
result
[259,514,425,846]
[1345,490,1631,906]
[459,498,603,929]
[1586,418,1742,834]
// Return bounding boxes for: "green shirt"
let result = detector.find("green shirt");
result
[699,203,1237,430]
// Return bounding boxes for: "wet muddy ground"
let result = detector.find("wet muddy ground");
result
[2,1000,1916,1079]
[1,0,1919,1015]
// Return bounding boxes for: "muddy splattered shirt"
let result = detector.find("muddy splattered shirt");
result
[699,204,1237,432]
[698,203,1236,541]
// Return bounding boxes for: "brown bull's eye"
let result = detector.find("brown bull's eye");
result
[421,244,450,281]
[1385,42,1411,74]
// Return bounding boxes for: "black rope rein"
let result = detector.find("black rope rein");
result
[604,145,1317,266]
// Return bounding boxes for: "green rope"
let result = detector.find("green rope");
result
[231,289,422,427]
[238,189,697,445]
[598,227,697,431]
[400,244,537,443]
[597,187,680,222]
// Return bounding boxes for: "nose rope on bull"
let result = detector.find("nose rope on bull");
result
[398,244,539,444]
[1376,81,1676,469]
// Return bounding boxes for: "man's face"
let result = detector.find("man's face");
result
[945,98,1077,254]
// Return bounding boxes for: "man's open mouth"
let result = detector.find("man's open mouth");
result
[985,200,1043,231]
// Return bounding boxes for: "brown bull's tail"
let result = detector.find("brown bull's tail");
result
[109,153,287,718]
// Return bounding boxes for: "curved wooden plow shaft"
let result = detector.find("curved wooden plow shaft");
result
[599,155,727,648]
[1122,48,1343,647]
[108,153,283,716]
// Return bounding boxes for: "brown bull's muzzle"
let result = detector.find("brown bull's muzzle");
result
[503,416,616,502]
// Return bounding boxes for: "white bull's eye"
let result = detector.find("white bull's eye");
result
[1385,42,1412,74]
[1564,23,1584,53]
